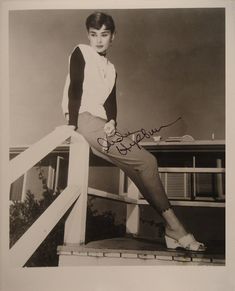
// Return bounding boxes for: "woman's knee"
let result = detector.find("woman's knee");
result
[143,153,158,171]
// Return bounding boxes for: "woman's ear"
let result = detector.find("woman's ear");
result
[111,32,115,42]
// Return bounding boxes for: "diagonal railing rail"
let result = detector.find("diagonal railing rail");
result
[10,185,80,266]
[9,125,90,267]
[10,126,80,183]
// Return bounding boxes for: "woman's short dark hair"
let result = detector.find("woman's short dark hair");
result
[86,12,115,34]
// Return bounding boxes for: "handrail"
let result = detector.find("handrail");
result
[9,125,80,183]
[88,187,225,208]
[158,167,225,173]
[9,125,87,267]
[88,187,138,204]
[10,185,80,267]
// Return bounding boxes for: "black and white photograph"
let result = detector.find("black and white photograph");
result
[1,1,235,291]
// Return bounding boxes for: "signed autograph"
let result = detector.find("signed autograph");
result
[97,117,181,155]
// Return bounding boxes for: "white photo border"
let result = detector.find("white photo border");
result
[1,1,235,291]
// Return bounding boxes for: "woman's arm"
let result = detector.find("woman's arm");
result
[103,73,117,126]
[68,47,85,129]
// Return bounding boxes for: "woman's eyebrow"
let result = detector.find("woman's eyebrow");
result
[89,29,110,33]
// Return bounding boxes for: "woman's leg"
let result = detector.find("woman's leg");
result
[93,146,188,240]
[77,112,188,240]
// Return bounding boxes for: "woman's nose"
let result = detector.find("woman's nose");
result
[97,36,102,43]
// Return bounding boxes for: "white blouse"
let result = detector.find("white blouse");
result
[62,44,116,120]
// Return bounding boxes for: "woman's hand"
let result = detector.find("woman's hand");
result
[104,120,116,137]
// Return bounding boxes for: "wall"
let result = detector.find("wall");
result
[9,8,225,145]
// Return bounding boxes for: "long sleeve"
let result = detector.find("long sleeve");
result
[68,47,85,129]
[103,74,117,125]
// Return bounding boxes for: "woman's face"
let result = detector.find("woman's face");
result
[88,24,114,54]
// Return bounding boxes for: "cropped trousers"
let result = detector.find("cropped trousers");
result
[77,112,171,213]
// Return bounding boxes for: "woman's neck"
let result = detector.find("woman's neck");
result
[98,51,107,57]
[88,44,107,57]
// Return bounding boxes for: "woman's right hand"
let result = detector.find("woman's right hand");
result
[104,119,116,137]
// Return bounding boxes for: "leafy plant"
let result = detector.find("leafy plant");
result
[10,163,125,266]
[10,188,66,267]
[9,163,161,266]
[10,192,126,267]
[86,196,125,243]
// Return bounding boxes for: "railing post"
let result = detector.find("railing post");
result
[126,178,140,235]
[63,134,90,245]
[216,158,224,199]
[118,169,125,196]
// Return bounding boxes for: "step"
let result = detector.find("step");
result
[57,237,225,266]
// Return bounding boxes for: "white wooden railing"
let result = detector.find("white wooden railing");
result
[9,126,90,267]
[9,126,225,267]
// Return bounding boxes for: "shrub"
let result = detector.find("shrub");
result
[10,190,125,267]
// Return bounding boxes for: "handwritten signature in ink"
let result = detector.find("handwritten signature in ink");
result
[97,117,181,156]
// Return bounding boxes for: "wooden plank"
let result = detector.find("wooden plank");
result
[47,164,55,190]
[54,156,63,191]
[9,139,225,155]
[104,252,121,258]
[10,141,225,152]
[126,205,140,235]
[127,178,140,199]
[192,257,211,263]
[121,253,138,259]
[211,258,225,264]
[88,187,138,204]
[58,238,224,260]
[126,178,140,235]
[216,158,225,199]
[159,167,225,173]
[9,185,80,267]
[138,254,156,259]
[59,245,223,260]
[139,140,225,146]
[184,173,187,198]
[21,171,27,201]
[9,126,76,183]
[138,199,225,208]
[88,252,104,257]
[118,169,125,195]
[88,187,225,208]
[155,255,174,261]
[63,136,90,245]
[173,256,192,262]
[193,156,196,199]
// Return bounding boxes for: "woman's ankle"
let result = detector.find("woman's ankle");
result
[162,208,187,239]
[165,225,187,240]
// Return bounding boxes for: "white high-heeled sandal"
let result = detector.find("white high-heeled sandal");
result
[165,233,206,252]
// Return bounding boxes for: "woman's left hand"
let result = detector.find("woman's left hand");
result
[104,120,116,137]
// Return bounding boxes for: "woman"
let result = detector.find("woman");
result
[62,11,206,251]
